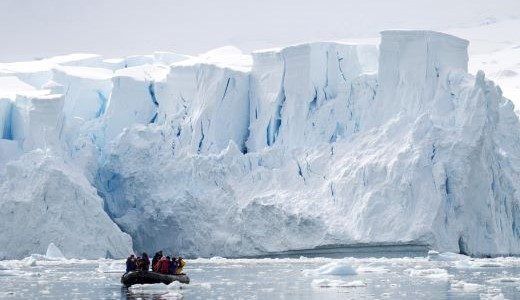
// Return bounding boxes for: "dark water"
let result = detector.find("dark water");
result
[0,252,519,299]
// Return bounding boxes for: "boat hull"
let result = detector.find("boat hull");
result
[121,271,190,287]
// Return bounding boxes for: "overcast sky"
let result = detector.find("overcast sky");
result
[1,0,519,61]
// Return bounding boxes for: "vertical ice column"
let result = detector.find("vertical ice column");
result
[25,94,65,151]
[372,31,469,126]
[0,99,13,140]
[8,94,65,151]
[247,49,285,151]
[156,63,250,155]
[103,64,169,141]
[247,42,375,152]
[50,67,113,147]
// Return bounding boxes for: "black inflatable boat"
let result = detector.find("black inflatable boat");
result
[121,271,190,287]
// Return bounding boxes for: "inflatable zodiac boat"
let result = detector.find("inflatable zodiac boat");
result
[121,271,190,287]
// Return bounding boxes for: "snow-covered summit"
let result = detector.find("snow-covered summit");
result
[173,46,252,72]
[0,30,519,259]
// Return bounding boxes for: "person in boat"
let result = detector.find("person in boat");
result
[154,256,170,274]
[136,253,150,271]
[152,251,163,272]
[126,254,137,272]
[176,257,186,275]
[168,256,178,275]
[166,256,172,272]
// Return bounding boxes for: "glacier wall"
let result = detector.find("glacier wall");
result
[0,30,519,258]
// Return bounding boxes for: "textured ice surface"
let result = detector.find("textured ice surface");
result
[1,30,520,258]
[0,151,132,259]
[95,31,520,257]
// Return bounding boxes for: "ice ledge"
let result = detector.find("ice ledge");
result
[380,30,469,47]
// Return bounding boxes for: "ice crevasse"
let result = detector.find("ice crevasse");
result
[0,31,519,259]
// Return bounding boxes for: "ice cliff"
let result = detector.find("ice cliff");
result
[0,31,519,259]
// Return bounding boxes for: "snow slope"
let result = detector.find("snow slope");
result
[1,31,520,258]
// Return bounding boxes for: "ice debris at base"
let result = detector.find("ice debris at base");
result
[1,30,520,259]
[0,151,132,259]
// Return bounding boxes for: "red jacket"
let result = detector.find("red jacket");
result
[155,258,170,274]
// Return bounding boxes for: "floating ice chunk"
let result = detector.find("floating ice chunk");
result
[428,251,470,262]
[128,280,185,293]
[476,262,504,268]
[451,258,504,269]
[160,291,183,299]
[195,282,212,289]
[22,257,37,267]
[450,280,483,292]
[45,243,65,259]
[128,283,169,293]
[406,268,452,280]
[357,266,390,274]
[340,280,366,287]
[479,292,506,300]
[486,277,520,284]
[303,261,357,276]
[97,260,124,273]
[453,260,477,269]
[166,281,184,289]
[0,269,26,276]
[312,278,366,288]
[209,256,226,261]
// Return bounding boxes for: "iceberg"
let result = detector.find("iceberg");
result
[45,243,65,259]
[0,30,519,259]
[303,261,357,276]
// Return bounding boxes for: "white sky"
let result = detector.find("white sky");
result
[1,0,519,61]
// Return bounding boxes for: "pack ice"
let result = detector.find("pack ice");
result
[0,31,519,259]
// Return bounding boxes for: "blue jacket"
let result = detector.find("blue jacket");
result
[169,260,178,274]
[126,258,137,272]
